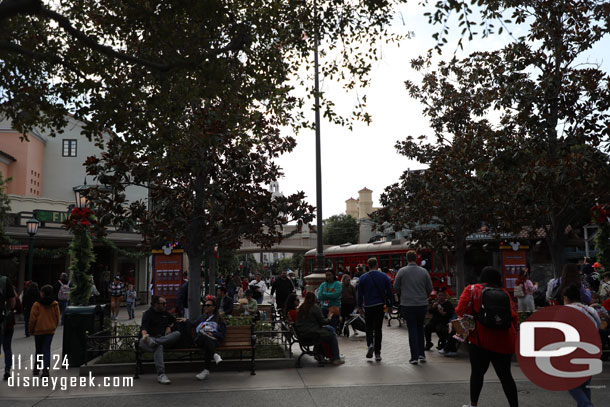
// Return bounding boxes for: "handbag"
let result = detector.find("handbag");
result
[513,284,525,298]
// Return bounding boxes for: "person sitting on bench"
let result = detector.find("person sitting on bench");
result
[295,292,344,365]
[425,289,454,351]
[194,297,227,381]
[140,295,181,384]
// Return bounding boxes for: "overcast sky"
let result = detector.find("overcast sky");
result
[275,3,610,220]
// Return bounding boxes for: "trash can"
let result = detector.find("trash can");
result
[62,304,109,367]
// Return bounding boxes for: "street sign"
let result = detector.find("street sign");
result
[9,245,29,250]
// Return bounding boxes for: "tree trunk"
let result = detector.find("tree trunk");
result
[547,234,566,279]
[455,236,466,297]
[187,252,202,322]
[207,247,217,296]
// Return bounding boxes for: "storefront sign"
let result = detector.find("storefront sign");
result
[34,210,69,223]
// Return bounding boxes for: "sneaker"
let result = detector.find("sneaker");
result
[418,355,426,363]
[366,345,374,359]
[3,370,10,381]
[332,358,345,365]
[157,374,171,384]
[408,359,418,365]
[195,369,210,381]
[213,353,223,365]
[375,353,382,361]
[445,351,457,357]
[424,343,434,351]
[438,349,447,355]
[143,335,156,348]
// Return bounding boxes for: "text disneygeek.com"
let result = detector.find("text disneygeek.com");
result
[8,372,134,391]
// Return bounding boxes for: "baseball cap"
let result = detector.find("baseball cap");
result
[593,262,603,269]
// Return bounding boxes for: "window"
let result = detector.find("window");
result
[62,139,77,157]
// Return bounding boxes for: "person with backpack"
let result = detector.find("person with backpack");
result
[29,284,60,378]
[1,275,17,380]
[22,281,40,337]
[514,270,536,312]
[53,273,71,325]
[455,266,518,407]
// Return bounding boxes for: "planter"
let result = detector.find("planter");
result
[62,304,109,367]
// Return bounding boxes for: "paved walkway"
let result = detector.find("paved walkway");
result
[2,305,610,407]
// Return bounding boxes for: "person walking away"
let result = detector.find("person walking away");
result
[194,298,227,380]
[271,269,295,313]
[394,250,433,364]
[22,281,40,337]
[339,274,357,336]
[109,275,124,320]
[29,285,60,378]
[357,257,393,362]
[139,296,181,384]
[249,273,267,305]
[515,271,536,312]
[126,284,137,320]
[53,273,70,325]
[424,288,454,352]
[1,276,17,380]
[563,283,601,407]
[456,266,518,407]
[318,270,342,329]
[295,292,344,365]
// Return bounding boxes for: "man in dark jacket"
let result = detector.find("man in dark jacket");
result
[140,296,181,384]
[271,270,295,311]
[216,287,233,316]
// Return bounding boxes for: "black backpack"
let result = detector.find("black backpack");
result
[476,286,512,330]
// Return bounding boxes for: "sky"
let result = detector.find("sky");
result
[274,3,610,220]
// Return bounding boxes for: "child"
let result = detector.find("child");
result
[29,285,60,377]
[126,284,137,320]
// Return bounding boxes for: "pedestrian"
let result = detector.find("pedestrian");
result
[1,276,17,380]
[177,279,189,318]
[126,283,137,320]
[271,269,296,313]
[551,263,592,305]
[424,288,454,352]
[194,297,226,381]
[515,270,536,312]
[53,272,70,325]
[109,275,124,320]
[22,281,40,337]
[563,283,601,407]
[599,272,610,301]
[317,270,342,329]
[456,266,518,407]
[249,273,267,305]
[339,274,357,336]
[29,284,60,378]
[394,250,433,365]
[357,257,393,362]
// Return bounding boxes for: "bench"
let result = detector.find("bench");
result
[135,323,256,378]
[291,324,325,368]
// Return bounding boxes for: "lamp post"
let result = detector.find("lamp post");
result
[73,181,89,209]
[26,218,40,281]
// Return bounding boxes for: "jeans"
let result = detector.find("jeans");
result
[402,305,427,361]
[127,302,136,319]
[469,344,518,407]
[2,329,14,371]
[256,296,264,304]
[364,304,385,353]
[425,319,450,349]
[34,334,54,373]
[568,378,593,407]
[138,331,181,375]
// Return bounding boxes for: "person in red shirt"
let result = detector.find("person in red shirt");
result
[455,266,518,407]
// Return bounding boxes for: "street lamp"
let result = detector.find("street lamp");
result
[26,218,40,281]
[73,181,89,209]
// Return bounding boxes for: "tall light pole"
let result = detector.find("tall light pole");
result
[26,218,40,281]
[313,0,325,275]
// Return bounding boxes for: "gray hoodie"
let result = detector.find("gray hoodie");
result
[394,264,433,307]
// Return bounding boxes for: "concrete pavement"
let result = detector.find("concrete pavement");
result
[2,305,610,406]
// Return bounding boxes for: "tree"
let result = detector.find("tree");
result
[396,0,610,279]
[323,214,359,246]
[218,246,240,278]
[291,252,304,274]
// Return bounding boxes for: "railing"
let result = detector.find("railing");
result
[85,325,139,366]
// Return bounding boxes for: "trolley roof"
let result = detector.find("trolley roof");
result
[304,240,419,257]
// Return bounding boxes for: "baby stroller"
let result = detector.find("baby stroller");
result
[343,311,366,337]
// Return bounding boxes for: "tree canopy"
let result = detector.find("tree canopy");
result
[323,214,359,246]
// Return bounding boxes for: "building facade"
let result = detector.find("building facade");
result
[0,117,149,299]
[345,187,381,244]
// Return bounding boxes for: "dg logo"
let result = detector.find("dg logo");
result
[517,305,602,391]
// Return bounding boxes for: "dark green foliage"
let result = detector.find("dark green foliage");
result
[323,214,359,245]
[67,227,95,306]
[0,173,12,250]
